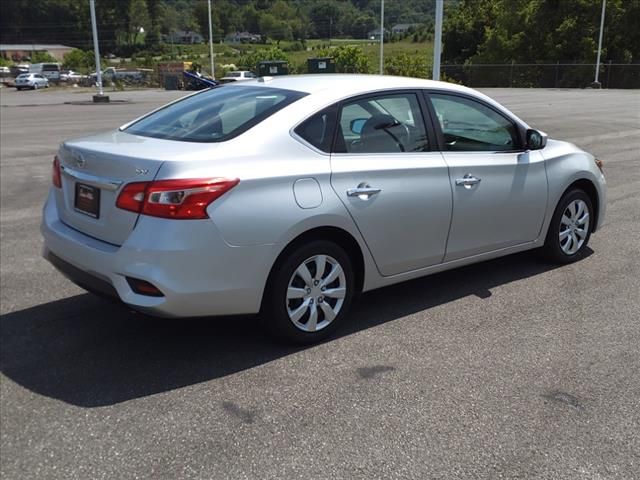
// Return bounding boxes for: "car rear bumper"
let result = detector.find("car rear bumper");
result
[41,189,275,317]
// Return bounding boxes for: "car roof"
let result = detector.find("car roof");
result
[229,74,526,127]
[233,74,474,97]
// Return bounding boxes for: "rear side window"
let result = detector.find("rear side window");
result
[125,86,307,142]
[294,105,338,153]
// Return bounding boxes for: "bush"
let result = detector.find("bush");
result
[62,49,94,72]
[315,45,370,74]
[238,47,289,71]
[31,51,58,63]
[283,41,305,52]
[384,53,428,79]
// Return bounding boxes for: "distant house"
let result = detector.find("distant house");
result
[391,24,421,34]
[224,32,261,44]
[163,31,204,44]
[0,44,73,62]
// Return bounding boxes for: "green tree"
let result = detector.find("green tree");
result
[128,0,151,46]
[384,53,428,78]
[259,13,292,45]
[309,1,342,39]
[350,14,378,39]
[62,49,93,71]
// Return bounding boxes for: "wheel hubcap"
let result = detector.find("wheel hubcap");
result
[559,199,590,255]
[286,254,346,332]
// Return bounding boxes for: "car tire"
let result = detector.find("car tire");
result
[541,189,593,263]
[33,83,38,90]
[263,240,355,344]
[16,87,21,91]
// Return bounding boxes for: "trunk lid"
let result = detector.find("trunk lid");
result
[55,130,217,245]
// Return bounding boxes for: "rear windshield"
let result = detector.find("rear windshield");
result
[125,85,307,142]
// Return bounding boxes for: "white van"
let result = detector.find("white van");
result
[29,63,61,82]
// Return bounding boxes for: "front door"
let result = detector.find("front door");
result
[330,91,452,276]
[427,92,548,261]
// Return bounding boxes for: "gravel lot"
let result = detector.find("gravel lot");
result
[1,86,639,479]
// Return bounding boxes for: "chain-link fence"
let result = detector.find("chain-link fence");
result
[441,62,640,89]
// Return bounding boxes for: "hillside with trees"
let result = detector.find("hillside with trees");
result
[0,0,436,52]
[1,0,637,87]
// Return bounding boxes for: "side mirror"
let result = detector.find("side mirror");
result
[350,118,367,135]
[526,129,547,150]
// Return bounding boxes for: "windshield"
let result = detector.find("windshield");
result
[125,86,306,142]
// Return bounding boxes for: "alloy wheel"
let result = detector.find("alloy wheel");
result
[559,199,590,255]
[286,254,347,332]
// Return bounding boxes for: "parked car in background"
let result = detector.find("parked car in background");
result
[90,67,148,84]
[219,70,257,83]
[10,64,29,77]
[15,73,49,90]
[41,75,606,344]
[60,70,83,82]
[29,62,61,82]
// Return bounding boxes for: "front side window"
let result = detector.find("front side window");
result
[125,86,306,142]
[336,92,429,154]
[429,93,520,152]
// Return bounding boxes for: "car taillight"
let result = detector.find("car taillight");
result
[116,178,239,219]
[116,182,148,213]
[52,156,62,188]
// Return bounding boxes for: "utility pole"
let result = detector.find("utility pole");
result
[593,0,606,88]
[432,0,443,81]
[379,0,384,75]
[208,0,215,79]
[89,0,108,102]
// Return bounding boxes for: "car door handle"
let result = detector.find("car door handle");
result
[455,174,481,189]
[347,183,382,199]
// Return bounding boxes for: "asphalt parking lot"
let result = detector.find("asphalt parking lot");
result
[1,85,639,479]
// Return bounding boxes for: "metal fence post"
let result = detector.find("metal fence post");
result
[509,60,514,87]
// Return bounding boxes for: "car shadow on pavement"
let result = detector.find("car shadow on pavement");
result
[0,250,583,408]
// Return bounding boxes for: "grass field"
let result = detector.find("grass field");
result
[117,39,434,76]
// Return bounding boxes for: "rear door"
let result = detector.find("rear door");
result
[330,91,452,276]
[425,91,548,261]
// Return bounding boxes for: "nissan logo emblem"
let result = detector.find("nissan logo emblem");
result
[75,153,86,169]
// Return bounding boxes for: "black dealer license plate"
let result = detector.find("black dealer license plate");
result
[74,183,100,218]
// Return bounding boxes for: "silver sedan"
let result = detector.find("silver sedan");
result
[41,75,606,343]
[15,73,49,90]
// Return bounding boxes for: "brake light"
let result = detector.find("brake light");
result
[116,178,239,219]
[52,156,62,188]
[116,182,147,213]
